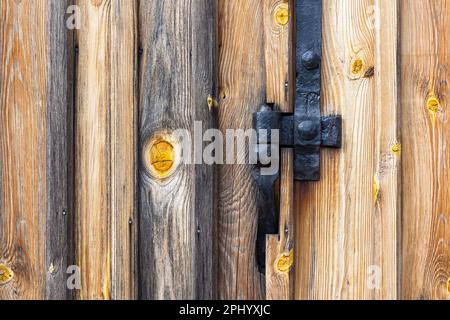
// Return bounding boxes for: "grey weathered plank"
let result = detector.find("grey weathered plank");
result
[139,0,216,299]
[45,0,74,300]
[109,1,139,300]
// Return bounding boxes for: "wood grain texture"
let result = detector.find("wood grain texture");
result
[401,0,449,300]
[110,1,138,301]
[264,0,295,300]
[0,0,48,300]
[75,0,137,300]
[139,0,216,300]
[217,0,265,300]
[45,0,74,300]
[295,0,400,300]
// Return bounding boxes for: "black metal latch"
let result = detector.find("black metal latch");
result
[253,0,342,273]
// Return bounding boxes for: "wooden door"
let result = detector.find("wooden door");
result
[0,0,448,300]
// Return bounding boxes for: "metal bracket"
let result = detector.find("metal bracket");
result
[253,0,342,273]
[253,106,342,180]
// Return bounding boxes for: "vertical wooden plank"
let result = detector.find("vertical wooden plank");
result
[0,0,48,299]
[264,0,295,300]
[75,0,110,299]
[75,0,137,300]
[401,0,449,300]
[110,1,138,301]
[266,152,294,300]
[295,0,399,300]
[139,0,216,299]
[374,0,401,300]
[217,0,266,300]
[45,0,74,300]
[192,0,218,299]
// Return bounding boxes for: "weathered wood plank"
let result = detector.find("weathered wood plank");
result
[45,0,74,300]
[192,0,218,299]
[139,0,216,300]
[110,1,138,301]
[75,0,137,300]
[0,0,48,300]
[264,0,295,300]
[374,0,401,300]
[295,0,399,300]
[401,0,449,300]
[217,0,265,300]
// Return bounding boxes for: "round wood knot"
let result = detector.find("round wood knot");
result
[0,264,14,285]
[274,250,294,274]
[144,133,179,180]
[274,3,289,27]
[351,59,364,75]
[427,96,440,114]
[151,141,174,173]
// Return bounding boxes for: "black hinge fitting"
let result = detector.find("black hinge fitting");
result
[253,0,342,273]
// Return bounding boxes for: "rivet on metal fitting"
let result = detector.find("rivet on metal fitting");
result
[298,120,319,140]
[301,51,320,70]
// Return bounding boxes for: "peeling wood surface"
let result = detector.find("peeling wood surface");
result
[295,0,400,300]
[401,0,449,300]
[138,0,216,300]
